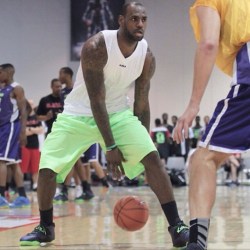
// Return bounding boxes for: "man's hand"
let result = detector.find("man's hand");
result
[106,147,126,180]
[46,110,53,120]
[173,105,199,144]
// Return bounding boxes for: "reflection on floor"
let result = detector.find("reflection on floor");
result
[0,185,250,249]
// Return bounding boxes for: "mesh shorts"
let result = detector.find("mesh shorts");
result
[40,109,156,182]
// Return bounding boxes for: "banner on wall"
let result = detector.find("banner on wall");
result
[71,0,125,61]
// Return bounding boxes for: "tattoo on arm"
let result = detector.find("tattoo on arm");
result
[134,48,156,131]
[82,32,115,147]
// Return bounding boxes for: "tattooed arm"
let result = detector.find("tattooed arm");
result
[82,32,115,147]
[134,47,156,132]
[82,32,125,179]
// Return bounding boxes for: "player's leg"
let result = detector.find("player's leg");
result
[187,148,228,250]
[89,144,109,188]
[141,152,189,247]
[9,163,31,208]
[91,161,109,187]
[72,167,82,198]
[19,114,97,246]
[187,84,250,250]
[0,122,21,207]
[0,161,8,207]
[30,148,40,191]
[108,109,189,248]
[53,168,73,204]
[74,158,94,201]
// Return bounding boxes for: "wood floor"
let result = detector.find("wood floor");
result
[0,185,250,249]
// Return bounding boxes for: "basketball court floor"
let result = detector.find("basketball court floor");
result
[0,185,250,250]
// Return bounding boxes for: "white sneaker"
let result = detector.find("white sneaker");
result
[75,185,82,198]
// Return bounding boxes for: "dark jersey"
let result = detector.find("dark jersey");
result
[36,94,63,134]
[26,114,42,148]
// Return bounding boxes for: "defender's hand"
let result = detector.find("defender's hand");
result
[173,106,199,144]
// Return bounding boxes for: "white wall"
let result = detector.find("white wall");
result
[0,0,70,102]
[0,0,231,128]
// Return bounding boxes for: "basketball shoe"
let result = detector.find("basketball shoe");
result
[186,242,204,250]
[53,192,68,204]
[75,190,94,203]
[168,220,189,248]
[20,223,55,246]
[9,196,30,208]
[0,196,9,208]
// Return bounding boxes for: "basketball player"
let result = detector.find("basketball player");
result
[151,118,171,165]
[173,1,250,249]
[59,67,74,102]
[53,67,75,203]
[0,64,30,208]
[20,100,44,192]
[20,2,189,247]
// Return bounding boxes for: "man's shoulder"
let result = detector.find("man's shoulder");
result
[10,82,22,90]
[11,82,20,87]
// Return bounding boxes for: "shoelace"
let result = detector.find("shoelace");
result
[176,224,189,234]
[31,225,47,235]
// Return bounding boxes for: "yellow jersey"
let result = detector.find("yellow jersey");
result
[190,0,250,76]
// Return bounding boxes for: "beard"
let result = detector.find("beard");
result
[123,27,144,42]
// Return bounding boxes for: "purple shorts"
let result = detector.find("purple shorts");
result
[199,84,250,153]
[0,121,21,163]
[81,143,100,164]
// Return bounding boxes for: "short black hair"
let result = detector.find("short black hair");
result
[51,78,60,87]
[0,63,15,70]
[61,67,73,78]
[120,2,143,16]
[155,118,161,126]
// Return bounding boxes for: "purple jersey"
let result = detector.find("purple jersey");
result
[233,42,250,85]
[0,82,19,126]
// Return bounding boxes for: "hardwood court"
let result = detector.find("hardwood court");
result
[0,185,250,250]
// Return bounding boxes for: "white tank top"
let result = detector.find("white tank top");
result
[63,30,148,116]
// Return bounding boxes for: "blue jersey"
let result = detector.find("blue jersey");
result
[232,42,250,85]
[0,82,19,126]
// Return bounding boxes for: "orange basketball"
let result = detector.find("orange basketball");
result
[113,195,149,231]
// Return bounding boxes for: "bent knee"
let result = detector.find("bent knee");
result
[190,148,229,170]
[39,168,57,180]
[141,151,163,170]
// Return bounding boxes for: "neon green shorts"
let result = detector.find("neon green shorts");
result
[40,109,157,183]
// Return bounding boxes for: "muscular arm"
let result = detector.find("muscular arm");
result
[13,85,27,145]
[134,47,156,132]
[82,32,114,147]
[174,6,220,143]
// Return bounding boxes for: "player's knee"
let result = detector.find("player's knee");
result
[190,148,228,170]
[39,168,57,181]
[142,151,163,172]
